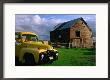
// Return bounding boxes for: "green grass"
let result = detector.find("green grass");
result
[42,48,96,66]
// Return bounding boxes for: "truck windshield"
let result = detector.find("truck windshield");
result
[22,34,38,41]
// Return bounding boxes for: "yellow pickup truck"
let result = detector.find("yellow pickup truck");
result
[15,32,58,65]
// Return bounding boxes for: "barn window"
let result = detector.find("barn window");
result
[75,30,80,37]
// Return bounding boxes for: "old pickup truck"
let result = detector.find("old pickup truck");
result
[15,32,58,65]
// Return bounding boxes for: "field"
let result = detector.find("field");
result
[42,48,96,66]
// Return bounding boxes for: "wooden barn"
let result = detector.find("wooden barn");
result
[50,17,94,48]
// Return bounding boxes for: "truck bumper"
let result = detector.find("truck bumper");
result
[39,50,58,64]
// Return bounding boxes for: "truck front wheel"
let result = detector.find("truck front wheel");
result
[23,53,35,66]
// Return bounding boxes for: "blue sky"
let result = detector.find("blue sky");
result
[15,14,96,40]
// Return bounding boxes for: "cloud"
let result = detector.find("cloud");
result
[32,15,42,25]
[15,15,66,40]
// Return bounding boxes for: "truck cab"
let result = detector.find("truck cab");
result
[15,32,58,65]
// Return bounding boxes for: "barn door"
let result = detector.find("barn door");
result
[72,39,81,48]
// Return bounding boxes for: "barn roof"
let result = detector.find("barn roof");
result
[54,22,68,30]
[53,17,92,31]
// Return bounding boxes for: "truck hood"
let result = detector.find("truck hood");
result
[22,41,53,50]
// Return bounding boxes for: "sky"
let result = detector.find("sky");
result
[15,14,96,40]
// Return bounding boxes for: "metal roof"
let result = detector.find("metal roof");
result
[54,18,81,30]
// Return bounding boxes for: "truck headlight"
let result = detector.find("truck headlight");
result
[56,53,58,56]
[41,54,44,59]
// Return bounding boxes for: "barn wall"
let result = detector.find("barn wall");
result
[50,29,70,43]
[60,29,70,43]
[70,20,93,48]
[50,31,55,42]
[50,31,60,42]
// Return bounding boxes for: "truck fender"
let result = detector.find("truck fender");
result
[19,48,39,64]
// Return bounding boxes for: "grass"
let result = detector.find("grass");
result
[42,48,96,66]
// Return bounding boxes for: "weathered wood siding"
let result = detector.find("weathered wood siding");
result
[70,20,93,48]
[50,29,70,43]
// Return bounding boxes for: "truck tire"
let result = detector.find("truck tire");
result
[38,54,49,64]
[24,53,35,66]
